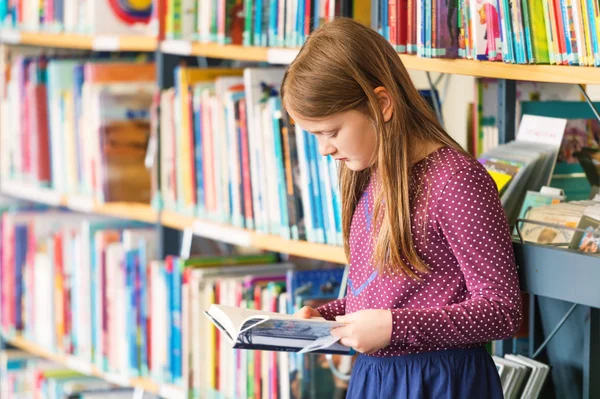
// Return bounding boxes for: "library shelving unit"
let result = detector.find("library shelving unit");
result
[1,20,600,399]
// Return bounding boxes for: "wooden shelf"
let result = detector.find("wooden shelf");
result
[1,181,157,223]
[161,40,271,61]
[0,29,157,51]
[161,40,600,84]
[161,210,347,264]
[2,333,184,399]
[398,55,600,84]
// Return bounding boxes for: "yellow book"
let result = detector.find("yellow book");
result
[487,170,513,194]
[579,0,593,66]
[177,68,243,215]
[204,283,216,389]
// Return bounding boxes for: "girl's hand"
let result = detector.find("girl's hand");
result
[331,310,392,354]
[294,306,322,319]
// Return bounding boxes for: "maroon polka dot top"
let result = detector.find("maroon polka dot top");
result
[317,146,522,357]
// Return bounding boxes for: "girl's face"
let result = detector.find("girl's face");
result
[287,108,378,172]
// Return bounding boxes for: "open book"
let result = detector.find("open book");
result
[204,304,353,354]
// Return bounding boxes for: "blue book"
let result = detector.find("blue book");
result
[73,64,86,193]
[171,257,182,385]
[306,132,325,243]
[164,258,173,382]
[254,0,263,46]
[138,241,149,377]
[126,250,139,376]
[193,88,205,217]
[14,224,28,331]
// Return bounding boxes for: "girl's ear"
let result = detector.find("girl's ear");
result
[374,86,394,123]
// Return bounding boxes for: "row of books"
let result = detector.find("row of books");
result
[0,56,154,204]
[373,0,600,65]
[492,354,550,399]
[161,67,343,245]
[0,0,154,36]
[0,207,349,397]
[1,350,159,398]
[163,0,353,45]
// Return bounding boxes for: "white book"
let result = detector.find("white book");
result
[105,242,125,374]
[262,102,281,236]
[295,126,314,242]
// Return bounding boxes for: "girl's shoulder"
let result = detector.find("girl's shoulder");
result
[415,146,493,198]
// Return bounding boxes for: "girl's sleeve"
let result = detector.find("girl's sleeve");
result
[389,166,522,347]
[317,298,346,321]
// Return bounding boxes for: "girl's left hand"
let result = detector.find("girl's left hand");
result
[331,309,393,354]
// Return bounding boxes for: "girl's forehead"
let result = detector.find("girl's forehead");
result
[288,109,346,133]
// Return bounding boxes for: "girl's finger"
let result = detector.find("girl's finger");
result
[339,337,355,348]
[330,325,351,338]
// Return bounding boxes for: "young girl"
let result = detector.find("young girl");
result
[284,18,522,398]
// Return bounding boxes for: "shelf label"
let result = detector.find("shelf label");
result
[0,29,21,44]
[266,48,300,65]
[67,196,95,212]
[159,384,185,399]
[104,373,130,386]
[193,221,251,247]
[162,40,192,56]
[92,36,120,51]
[65,356,94,375]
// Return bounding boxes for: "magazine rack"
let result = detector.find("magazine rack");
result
[513,219,600,398]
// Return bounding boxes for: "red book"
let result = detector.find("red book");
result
[553,0,569,64]
[29,83,51,184]
[389,0,398,48]
[239,98,254,227]
[398,0,408,52]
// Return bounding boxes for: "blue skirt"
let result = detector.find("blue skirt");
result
[346,347,503,399]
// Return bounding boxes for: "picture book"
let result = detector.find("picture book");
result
[204,304,353,355]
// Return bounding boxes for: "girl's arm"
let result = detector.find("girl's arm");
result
[317,298,347,321]
[390,166,522,347]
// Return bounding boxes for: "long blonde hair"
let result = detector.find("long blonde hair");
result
[281,18,467,279]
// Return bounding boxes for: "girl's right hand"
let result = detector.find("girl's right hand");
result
[294,306,321,319]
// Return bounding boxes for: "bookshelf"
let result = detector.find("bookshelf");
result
[1,7,600,397]
[1,333,185,399]
[0,29,157,51]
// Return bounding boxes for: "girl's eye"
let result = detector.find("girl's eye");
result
[325,131,338,138]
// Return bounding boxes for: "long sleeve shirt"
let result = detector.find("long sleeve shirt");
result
[317,146,522,357]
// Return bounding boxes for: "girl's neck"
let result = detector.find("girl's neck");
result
[410,140,445,165]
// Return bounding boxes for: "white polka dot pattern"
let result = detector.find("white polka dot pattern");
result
[317,147,522,356]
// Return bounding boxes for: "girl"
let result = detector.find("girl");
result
[284,18,522,398]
